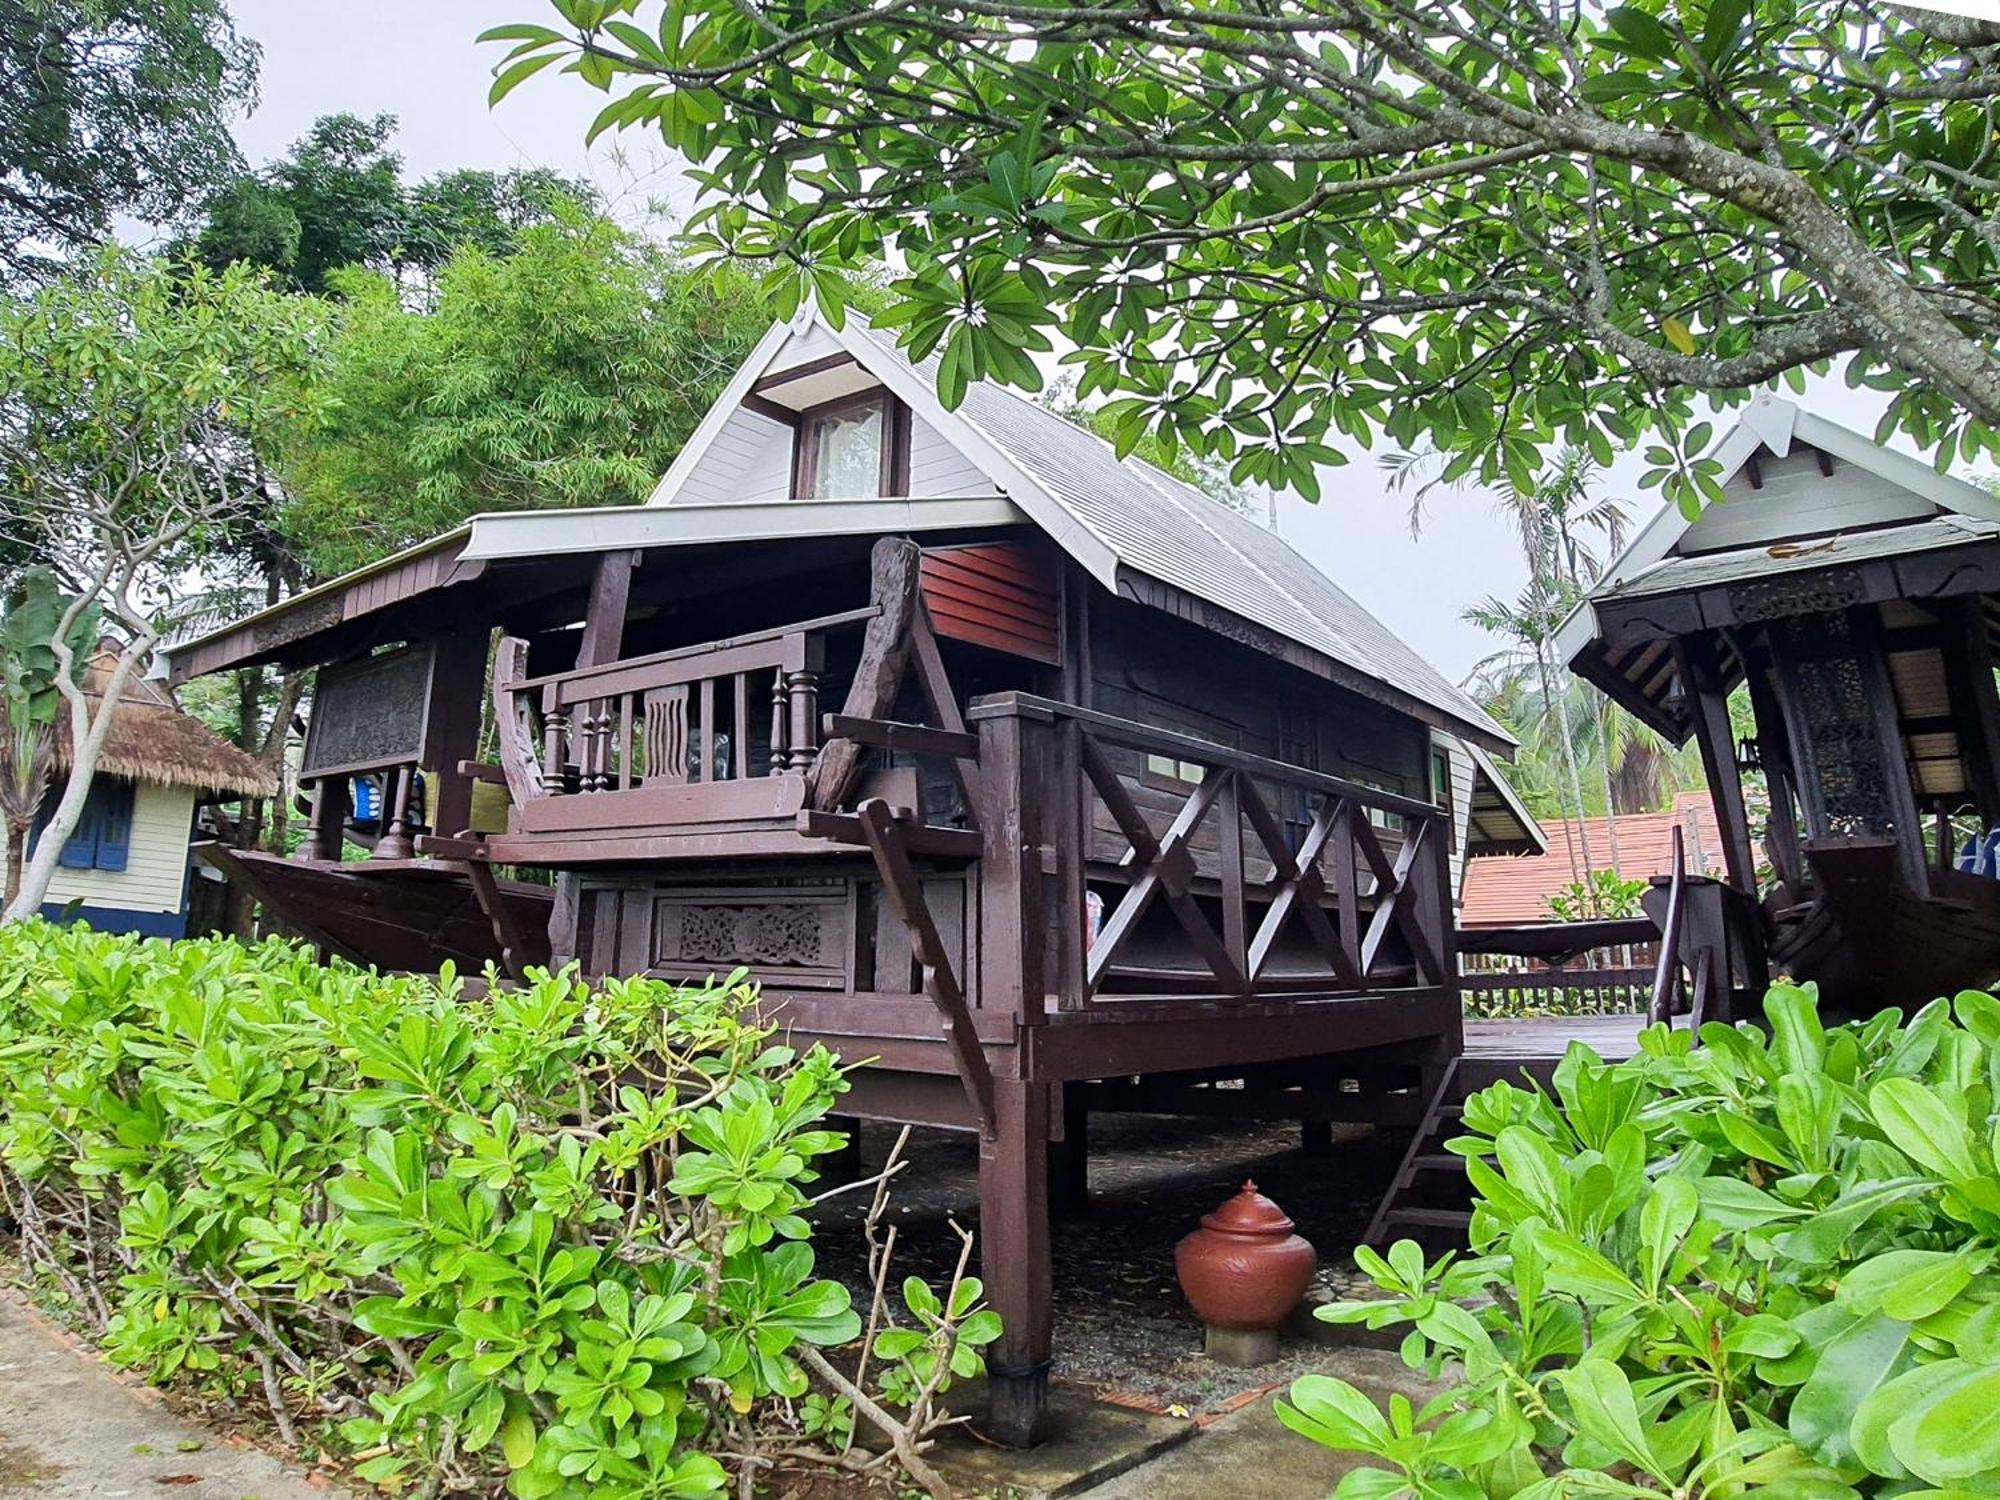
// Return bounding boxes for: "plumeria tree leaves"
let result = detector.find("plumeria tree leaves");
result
[496,1,2000,510]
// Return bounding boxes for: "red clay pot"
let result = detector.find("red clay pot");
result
[1174,1180,1317,1331]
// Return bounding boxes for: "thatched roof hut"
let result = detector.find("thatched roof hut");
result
[53,648,277,800]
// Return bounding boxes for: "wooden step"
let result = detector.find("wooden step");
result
[1412,1154,1472,1173]
[1383,1206,1472,1230]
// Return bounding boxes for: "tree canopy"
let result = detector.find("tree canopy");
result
[0,0,257,281]
[191,113,590,295]
[493,0,2000,508]
[274,211,770,574]
[0,250,323,921]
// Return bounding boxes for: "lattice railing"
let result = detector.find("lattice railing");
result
[971,695,1455,1009]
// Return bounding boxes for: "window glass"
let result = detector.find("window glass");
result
[806,403,884,497]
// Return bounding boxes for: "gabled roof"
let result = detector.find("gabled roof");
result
[64,647,276,798]
[1460,739,1547,856]
[1555,395,2000,737]
[1560,394,2000,654]
[1461,793,1717,928]
[650,309,1511,751]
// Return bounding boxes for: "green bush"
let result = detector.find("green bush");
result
[0,921,993,1498]
[1282,982,2000,1499]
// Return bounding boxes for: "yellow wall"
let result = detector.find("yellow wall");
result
[41,781,197,916]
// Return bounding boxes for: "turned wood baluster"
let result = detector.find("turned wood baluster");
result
[583,703,610,791]
[374,764,415,860]
[769,670,789,775]
[785,667,819,772]
[542,688,570,796]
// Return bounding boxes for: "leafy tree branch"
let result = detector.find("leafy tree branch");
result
[495,0,2000,506]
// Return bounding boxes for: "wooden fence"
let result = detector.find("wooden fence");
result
[1459,965,1655,1018]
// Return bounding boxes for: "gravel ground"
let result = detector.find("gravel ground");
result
[807,1112,1404,1414]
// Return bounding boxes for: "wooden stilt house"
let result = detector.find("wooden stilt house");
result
[170,310,1522,1444]
[1557,395,2000,1016]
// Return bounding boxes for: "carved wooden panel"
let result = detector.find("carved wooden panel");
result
[1728,567,1868,623]
[642,685,690,785]
[1769,612,1895,836]
[302,644,437,778]
[652,884,850,989]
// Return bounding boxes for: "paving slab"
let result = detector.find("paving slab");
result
[0,1291,336,1499]
[1076,1348,1443,1500]
[931,1379,1194,1498]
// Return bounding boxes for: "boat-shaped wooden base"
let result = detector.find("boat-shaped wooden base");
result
[196,843,553,976]
[1770,838,2000,1013]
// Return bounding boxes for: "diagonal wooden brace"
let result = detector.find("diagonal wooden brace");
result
[855,797,997,1138]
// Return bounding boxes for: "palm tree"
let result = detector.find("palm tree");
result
[1463,577,1598,890]
[1395,446,1638,909]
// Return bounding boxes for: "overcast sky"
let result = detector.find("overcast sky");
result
[220,1,1914,683]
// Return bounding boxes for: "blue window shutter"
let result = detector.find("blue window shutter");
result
[93,780,134,872]
[57,784,100,870]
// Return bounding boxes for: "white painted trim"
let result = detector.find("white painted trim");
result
[460,495,1028,561]
[644,317,806,507]
[1465,739,1548,853]
[1553,599,1601,668]
[834,321,1125,588]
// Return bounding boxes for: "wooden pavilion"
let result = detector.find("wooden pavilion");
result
[169,309,1544,1445]
[1556,394,2000,1015]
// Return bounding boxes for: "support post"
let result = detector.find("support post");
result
[979,1080,1052,1449]
[1301,1120,1334,1157]
[1051,1086,1089,1211]
[374,765,415,860]
[1675,635,1757,896]
[1945,598,2000,826]
[577,551,637,669]
[426,627,490,840]
[296,775,348,861]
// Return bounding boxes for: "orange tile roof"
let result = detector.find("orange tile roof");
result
[1460,791,1719,927]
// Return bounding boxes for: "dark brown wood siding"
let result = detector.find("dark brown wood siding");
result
[920,543,1061,664]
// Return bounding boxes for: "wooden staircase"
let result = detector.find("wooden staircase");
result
[1364,829,1719,1248]
[1362,1060,1474,1244]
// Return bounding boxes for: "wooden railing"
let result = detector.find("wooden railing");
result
[968,694,1455,1010]
[1461,967,1654,1018]
[493,609,875,835]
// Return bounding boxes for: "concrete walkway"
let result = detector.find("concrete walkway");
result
[1078,1347,1440,1500]
[0,1292,333,1498]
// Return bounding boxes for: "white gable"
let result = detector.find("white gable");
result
[1574,395,2000,608]
[1677,443,1935,554]
[648,320,1005,509]
[671,408,793,506]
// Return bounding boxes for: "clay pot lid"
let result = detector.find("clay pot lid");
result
[1199,1180,1297,1236]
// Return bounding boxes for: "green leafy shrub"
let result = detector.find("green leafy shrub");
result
[0,920,991,1498]
[1543,870,1650,924]
[1282,981,2000,1499]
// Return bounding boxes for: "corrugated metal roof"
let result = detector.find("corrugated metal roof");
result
[1598,514,2000,602]
[852,324,1510,748]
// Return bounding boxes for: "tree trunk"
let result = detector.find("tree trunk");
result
[3,636,155,925]
[1596,694,1623,886]
[1538,643,1595,894]
[3,821,22,908]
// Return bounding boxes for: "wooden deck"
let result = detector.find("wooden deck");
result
[1460,1012,1651,1088]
